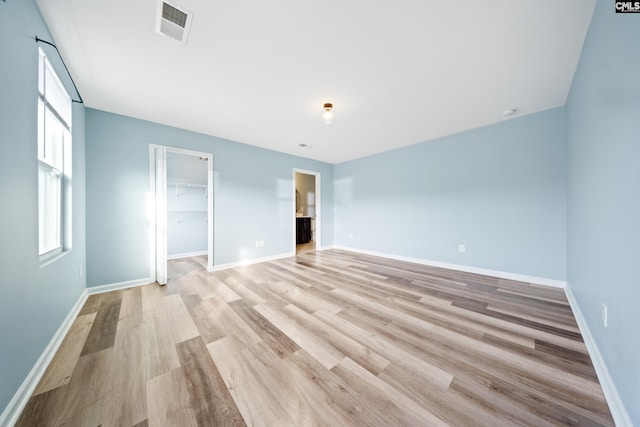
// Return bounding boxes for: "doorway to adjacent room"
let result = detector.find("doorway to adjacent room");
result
[293,169,321,254]
[149,145,214,285]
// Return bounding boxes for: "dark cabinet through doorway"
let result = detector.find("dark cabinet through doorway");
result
[296,217,312,244]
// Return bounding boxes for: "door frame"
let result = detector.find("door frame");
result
[293,168,321,252]
[149,144,214,284]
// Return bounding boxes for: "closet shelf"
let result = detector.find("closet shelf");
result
[169,182,208,199]
[167,182,207,188]
[170,210,208,224]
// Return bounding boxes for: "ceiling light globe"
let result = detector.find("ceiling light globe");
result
[323,103,334,124]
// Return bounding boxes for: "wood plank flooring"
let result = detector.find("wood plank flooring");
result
[296,241,316,254]
[16,250,614,426]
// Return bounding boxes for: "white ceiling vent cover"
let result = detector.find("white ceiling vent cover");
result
[156,1,193,44]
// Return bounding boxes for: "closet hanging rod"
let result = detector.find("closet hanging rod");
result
[35,36,84,104]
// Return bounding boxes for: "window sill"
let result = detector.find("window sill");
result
[39,247,67,268]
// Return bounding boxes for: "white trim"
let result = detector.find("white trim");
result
[0,289,88,427]
[87,277,153,295]
[329,246,631,423]
[148,145,158,283]
[155,146,168,285]
[210,252,293,272]
[564,286,633,427]
[167,250,208,260]
[206,154,214,272]
[332,245,567,288]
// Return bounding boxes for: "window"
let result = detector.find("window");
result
[38,48,72,258]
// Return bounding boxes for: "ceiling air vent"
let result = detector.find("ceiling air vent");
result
[157,1,193,44]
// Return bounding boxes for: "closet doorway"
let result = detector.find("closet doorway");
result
[293,169,321,254]
[149,145,214,285]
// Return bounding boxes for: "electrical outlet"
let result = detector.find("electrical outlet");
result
[255,240,260,247]
[78,265,83,278]
[260,240,265,247]
[601,303,608,328]
[349,233,354,240]
[458,244,466,253]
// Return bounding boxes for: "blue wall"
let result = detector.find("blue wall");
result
[334,108,567,280]
[2,0,637,422]
[86,109,334,287]
[566,0,640,423]
[0,0,86,416]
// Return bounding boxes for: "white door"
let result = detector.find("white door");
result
[155,147,168,285]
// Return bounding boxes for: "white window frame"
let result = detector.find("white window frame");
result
[38,48,72,262]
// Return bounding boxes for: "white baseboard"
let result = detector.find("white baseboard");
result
[210,252,294,272]
[0,289,88,427]
[331,245,629,424]
[1,249,629,426]
[167,250,208,260]
[0,277,158,426]
[332,245,567,288]
[87,277,153,295]
[564,287,632,427]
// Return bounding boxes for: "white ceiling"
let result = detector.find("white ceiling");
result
[36,0,595,164]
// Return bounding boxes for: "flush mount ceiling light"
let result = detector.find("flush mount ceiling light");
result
[322,103,334,124]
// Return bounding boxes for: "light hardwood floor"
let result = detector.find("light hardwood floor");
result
[296,241,316,254]
[16,250,614,426]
